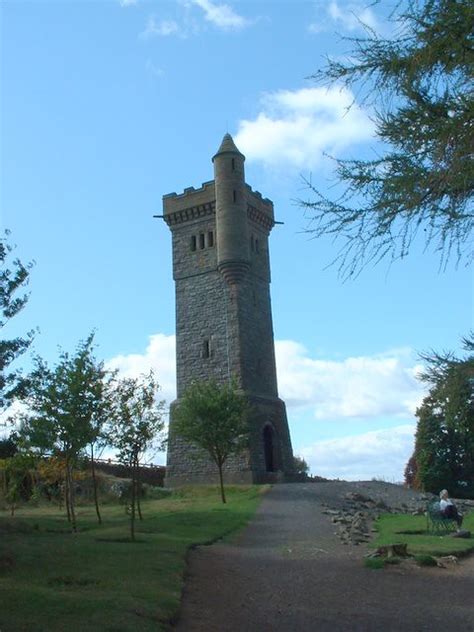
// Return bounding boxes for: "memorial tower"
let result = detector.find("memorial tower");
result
[163,134,294,484]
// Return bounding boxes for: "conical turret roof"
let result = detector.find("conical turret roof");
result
[212,133,245,161]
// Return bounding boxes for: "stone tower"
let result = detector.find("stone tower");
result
[163,134,294,484]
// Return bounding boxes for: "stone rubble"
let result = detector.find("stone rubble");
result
[321,487,435,546]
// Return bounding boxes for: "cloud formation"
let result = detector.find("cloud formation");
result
[299,424,416,481]
[140,17,182,39]
[140,0,251,39]
[191,0,251,30]
[276,340,425,419]
[234,86,374,169]
[309,1,380,34]
[105,333,425,422]
[106,333,177,407]
[104,334,425,475]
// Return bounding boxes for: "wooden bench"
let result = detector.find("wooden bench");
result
[426,500,457,534]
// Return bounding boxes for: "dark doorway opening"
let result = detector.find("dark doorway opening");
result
[263,424,276,472]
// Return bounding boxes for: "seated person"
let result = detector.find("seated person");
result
[439,489,463,528]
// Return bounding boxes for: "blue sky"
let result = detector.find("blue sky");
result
[2,0,472,480]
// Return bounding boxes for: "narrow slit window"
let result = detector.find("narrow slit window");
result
[255,238,260,253]
[199,233,205,249]
[207,231,214,247]
[233,190,237,203]
[231,158,235,171]
[190,235,197,251]
[203,339,210,359]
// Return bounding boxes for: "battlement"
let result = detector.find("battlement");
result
[244,183,273,207]
[245,184,274,222]
[163,178,274,227]
[163,181,216,217]
[163,180,215,200]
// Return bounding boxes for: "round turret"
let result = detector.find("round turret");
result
[213,134,250,284]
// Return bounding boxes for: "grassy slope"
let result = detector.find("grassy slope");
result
[0,486,265,632]
[372,510,474,556]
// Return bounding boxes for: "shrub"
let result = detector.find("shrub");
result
[414,554,437,567]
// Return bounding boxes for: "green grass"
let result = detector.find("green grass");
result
[0,485,266,632]
[371,511,474,557]
[413,554,437,567]
[364,558,385,569]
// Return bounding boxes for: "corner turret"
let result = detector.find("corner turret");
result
[212,134,249,284]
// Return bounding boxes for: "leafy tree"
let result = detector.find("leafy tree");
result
[1,230,35,411]
[0,452,37,516]
[36,455,68,506]
[173,379,248,504]
[0,432,18,459]
[301,0,473,278]
[20,334,109,530]
[110,372,165,541]
[403,453,417,489]
[407,334,474,496]
[293,455,310,477]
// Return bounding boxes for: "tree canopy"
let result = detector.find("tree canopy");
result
[301,0,473,278]
[20,334,110,529]
[173,379,248,503]
[0,230,35,410]
[407,334,474,496]
[110,371,165,540]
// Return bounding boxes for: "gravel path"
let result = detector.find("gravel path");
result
[174,482,474,631]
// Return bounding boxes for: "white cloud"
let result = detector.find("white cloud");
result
[105,333,425,423]
[140,0,252,40]
[104,334,426,475]
[275,340,425,419]
[106,334,176,407]
[146,59,165,78]
[234,86,374,169]
[299,424,416,481]
[309,1,380,34]
[140,16,182,39]
[191,0,250,30]
[0,400,28,440]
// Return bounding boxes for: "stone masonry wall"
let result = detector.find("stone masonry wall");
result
[164,164,294,485]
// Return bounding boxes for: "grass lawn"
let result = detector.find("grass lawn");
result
[371,510,474,557]
[0,485,266,632]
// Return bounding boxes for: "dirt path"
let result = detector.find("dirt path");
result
[174,483,474,632]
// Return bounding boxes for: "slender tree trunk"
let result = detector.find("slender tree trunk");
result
[130,461,136,541]
[64,476,71,522]
[217,462,226,504]
[90,444,102,524]
[66,458,77,533]
[136,457,143,521]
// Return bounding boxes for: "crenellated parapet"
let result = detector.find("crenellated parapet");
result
[163,181,216,228]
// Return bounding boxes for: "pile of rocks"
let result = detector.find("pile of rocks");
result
[321,489,432,546]
[317,481,474,547]
[321,507,371,545]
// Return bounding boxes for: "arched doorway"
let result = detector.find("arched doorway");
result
[263,424,278,472]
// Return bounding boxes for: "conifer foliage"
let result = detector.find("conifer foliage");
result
[407,334,474,496]
[301,0,474,277]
